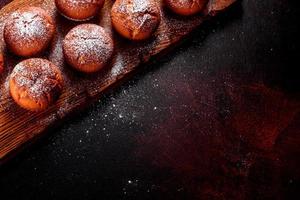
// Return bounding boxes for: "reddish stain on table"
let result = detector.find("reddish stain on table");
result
[136,70,300,199]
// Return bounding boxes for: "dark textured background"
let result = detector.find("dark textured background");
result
[0,0,299,199]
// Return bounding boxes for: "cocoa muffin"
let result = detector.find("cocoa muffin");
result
[9,58,63,111]
[63,24,114,73]
[164,0,208,16]
[111,0,161,41]
[4,7,55,57]
[55,0,105,21]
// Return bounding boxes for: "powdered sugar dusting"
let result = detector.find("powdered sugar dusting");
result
[14,12,45,38]
[59,0,103,6]
[55,0,105,21]
[10,59,62,100]
[4,7,54,55]
[63,24,113,69]
[110,54,124,77]
[166,0,208,14]
[112,0,161,40]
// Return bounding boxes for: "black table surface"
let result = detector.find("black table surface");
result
[0,0,299,199]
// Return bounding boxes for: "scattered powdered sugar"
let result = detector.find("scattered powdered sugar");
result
[110,54,125,77]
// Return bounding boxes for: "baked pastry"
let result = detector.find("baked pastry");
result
[55,0,105,21]
[111,0,161,40]
[0,52,4,74]
[4,7,55,57]
[63,24,114,73]
[164,0,208,16]
[9,58,63,111]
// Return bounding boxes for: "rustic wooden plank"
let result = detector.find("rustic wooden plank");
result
[0,0,237,162]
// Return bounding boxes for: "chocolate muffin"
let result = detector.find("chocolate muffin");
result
[164,0,208,16]
[9,58,63,111]
[111,0,161,40]
[4,7,55,57]
[63,24,114,73]
[55,0,105,21]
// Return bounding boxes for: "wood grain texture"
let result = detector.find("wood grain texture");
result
[0,0,236,161]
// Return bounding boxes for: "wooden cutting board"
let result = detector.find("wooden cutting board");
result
[0,0,237,163]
